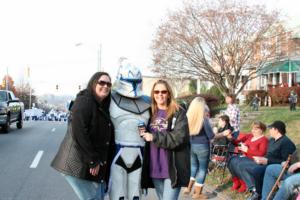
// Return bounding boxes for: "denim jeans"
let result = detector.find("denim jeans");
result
[252,103,259,111]
[229,157,266,193]
[190,143,210,184]
[261,164,300,200]
[64,174,106,200]
[152,178,181,200]
[243,163,267,194]
[228,156,253,179]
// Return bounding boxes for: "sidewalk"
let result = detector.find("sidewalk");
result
[106,185,230,200]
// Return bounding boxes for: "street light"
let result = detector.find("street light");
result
[26,66,32,109]
[75,43,102,72]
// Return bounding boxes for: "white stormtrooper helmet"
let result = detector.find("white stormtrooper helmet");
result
[114,59,143,98]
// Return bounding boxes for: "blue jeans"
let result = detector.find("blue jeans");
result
[228,156,253,180]
[64,174,105,200]
[190,143,210,184]
[243,163,267,194]
[152,178,181,200]
[262,164,300,200]
[230,157,266,193]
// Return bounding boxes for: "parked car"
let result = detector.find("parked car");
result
[0,90,24,133]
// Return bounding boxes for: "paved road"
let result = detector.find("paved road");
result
[0,121,224,200]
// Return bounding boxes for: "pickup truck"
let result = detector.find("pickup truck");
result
[0,90,24,133]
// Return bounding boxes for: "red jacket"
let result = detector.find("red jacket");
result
[233,133,268,159]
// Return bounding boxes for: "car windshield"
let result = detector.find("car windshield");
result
[0,91,7,102]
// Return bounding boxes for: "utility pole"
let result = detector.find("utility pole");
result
[27,66,32,109]
[98,44,102,72]
[76,43,102,72]
[6,67,9,90]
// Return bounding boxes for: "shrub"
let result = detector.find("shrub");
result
[189,80,209,94]
[176,93,220,116]
[268,85,300,105]
[207,85,225,104]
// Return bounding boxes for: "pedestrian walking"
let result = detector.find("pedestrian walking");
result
[251,94,260,111]
[288,91,297,111]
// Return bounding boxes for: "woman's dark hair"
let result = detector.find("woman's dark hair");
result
[219,115,230,125]
[86,72,111,112]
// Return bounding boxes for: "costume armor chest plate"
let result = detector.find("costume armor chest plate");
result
[110,100,150,146]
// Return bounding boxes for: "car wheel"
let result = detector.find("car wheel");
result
[17,112,23,129]
[3,115,10,133]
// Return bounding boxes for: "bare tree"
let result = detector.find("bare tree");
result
[15,80,37,109]
[151,0,280,96]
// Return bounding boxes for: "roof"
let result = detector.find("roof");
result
[258,60,300,75]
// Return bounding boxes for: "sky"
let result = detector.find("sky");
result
[0,0,299,96]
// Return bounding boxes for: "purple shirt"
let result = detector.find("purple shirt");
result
[149,109,169,178]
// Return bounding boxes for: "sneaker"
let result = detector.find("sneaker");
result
[247,191,260,200]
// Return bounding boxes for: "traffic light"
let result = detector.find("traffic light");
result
[56,84,58,90]
[79,85,81,90]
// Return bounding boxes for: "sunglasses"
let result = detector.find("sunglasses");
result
[97,80,112,88]
[153,90,168,95]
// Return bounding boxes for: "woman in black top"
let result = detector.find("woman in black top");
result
[51,72,115,200]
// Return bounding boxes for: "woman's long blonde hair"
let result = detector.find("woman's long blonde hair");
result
[150,80,179,121]
[186,97,206,136]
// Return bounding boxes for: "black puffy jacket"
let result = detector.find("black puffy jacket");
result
[51,90,115,183]
[141,107,190,188]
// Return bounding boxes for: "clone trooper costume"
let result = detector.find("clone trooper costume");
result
[109,60,150,200]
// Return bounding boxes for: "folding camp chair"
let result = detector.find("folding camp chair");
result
[209,132,247,184]
[209,144,231,183]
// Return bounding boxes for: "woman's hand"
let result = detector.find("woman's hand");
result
[253,156,268,165]
[213,127,218,134]
[223,130,232,139]
[238,143,248,153]
[140,132,153,142]
[90,164,100,176]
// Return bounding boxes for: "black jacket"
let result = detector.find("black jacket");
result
[51,89,115,183]
[266,135,296,165]
[141,107,190,188]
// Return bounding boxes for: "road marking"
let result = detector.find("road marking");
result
[30,151,44,168]
[51,128,56,132]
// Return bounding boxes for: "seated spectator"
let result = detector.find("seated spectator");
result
[261,158,300,200]
[227,121,269,193]
[212,115,234,147]
[242,121,296,200]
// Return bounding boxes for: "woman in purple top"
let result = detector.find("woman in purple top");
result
[183,97,214,199]
[140,80,190,200]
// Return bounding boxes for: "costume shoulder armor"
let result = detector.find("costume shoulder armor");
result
[111,91,151,114]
